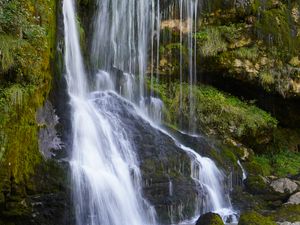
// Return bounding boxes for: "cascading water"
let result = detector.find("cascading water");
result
[173,0,199,133]
[63,0,157,225]
[180,145,237,223]
[186,0,199,134]
[91,0,155,104]
[144,120,238,223]
[63,0,239,224]
[238,160,247,181]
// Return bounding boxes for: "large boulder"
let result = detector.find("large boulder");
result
[196,212,224,225]
[287,192,300,205]
[270,178,298,195]
[93,92,203,224]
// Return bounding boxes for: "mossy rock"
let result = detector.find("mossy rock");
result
[269,205,300,223]
[150,81,277,153]
[0,0,56,191]
[244,175,269,195]
[238,211,276,225]
[196,212,224,225]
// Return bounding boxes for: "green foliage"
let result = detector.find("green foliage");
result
[219,24,244,44]
[254,4,300,55]
[247,126,300,177]
[0,84,44,183]
[255,151,300,177]
[0,35,23,72]
[158,42,189,75]
[259,72,275,87]
[238,211,276,225]
[0,0,56,186]
[245,175,269,195]
[233,47,259,61]
[0,0,56,83]
[253,156,272,176]
[0,0,25,35]
[197,27,227,56]
[151,81,277,149]
[270,205,300,222]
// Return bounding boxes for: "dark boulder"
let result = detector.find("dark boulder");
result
[94,92,201,224]
[196,212,224,225]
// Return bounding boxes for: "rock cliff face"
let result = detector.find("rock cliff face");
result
[158,0,300,126]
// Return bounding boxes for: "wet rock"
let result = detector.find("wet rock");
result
[270,178,298,195]
[0,160,72,225]
[196,212,224,225]
[93,92,199,224]
[286,192,300,205]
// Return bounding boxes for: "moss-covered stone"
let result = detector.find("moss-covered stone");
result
[0,0,56,183]
[150,81,277,152]
[158,1,300,97]
[238,211,276,225]
[0,0,58,222]
[269,205,300,223]
[196,212,224,225]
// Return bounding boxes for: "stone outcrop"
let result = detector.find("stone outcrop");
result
[270,178,298,195]
[287,192,300,205]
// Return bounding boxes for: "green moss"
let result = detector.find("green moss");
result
[254,5,300,55]
[253,156,272,176]
[0,85,44,183]
[233,46,259,61]
[209,144,241,170]
[245,147,300,179]
[0,0,56,189]
[196,212,224,225]
[238,211,276,225]
[151,81,277,150]
[249,127,300,177]
[259,72,275,89]
[245,175,269,195]
[244,160,261,174]
[269,205,300,222]
[197,27,227,56]
[0,35,24,73]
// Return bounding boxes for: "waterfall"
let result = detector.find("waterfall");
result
[63,0,157,225]
[63,0,238,224]
[180,145,237,223]
[146,121,238,223]
[91,0,154,105]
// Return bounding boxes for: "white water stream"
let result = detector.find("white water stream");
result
[63,1,157,225]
